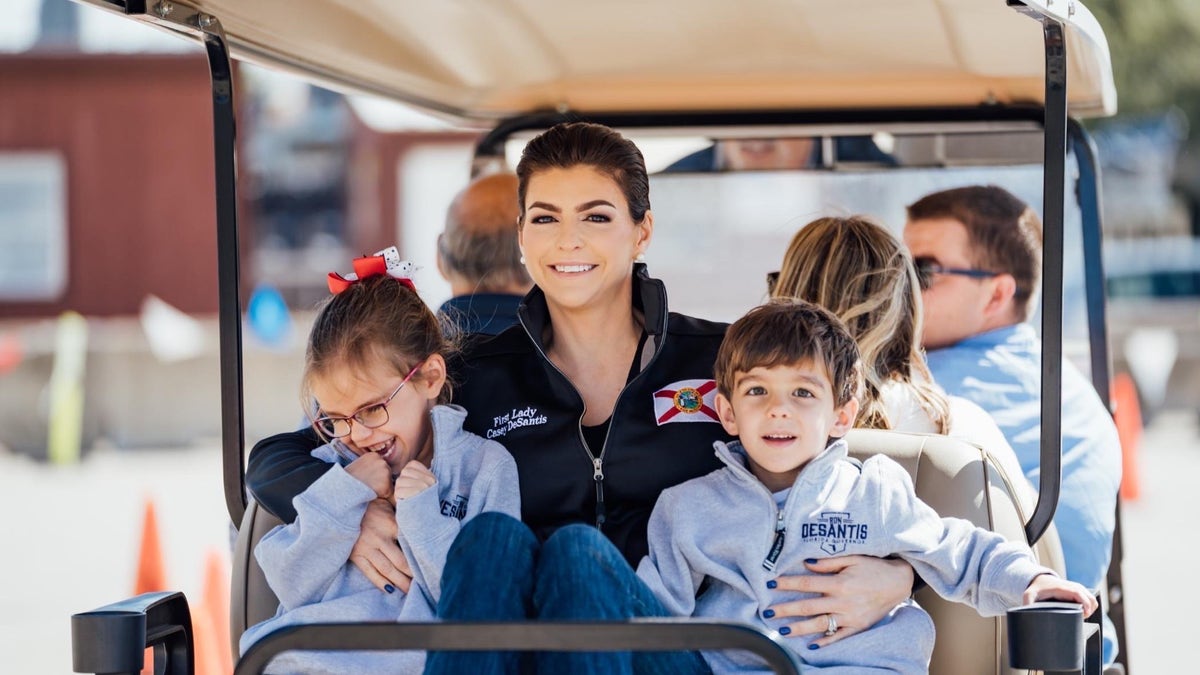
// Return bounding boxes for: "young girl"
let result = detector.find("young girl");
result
[238,248,520,674]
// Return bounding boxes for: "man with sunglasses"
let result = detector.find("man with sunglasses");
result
[904,184,1122,666]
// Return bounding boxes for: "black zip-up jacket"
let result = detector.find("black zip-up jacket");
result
[246,265,731,565]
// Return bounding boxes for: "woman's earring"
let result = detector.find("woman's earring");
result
[520,255,526,265]
[635,252,646,263]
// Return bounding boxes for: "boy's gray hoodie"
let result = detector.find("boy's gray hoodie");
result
[239,404,520,675]
[636,438,1052,675]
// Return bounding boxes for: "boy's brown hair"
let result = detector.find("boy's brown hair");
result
[715,299,861,407]
[905,185,1043,320]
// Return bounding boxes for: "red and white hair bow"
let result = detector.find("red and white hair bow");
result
[327,246,417,294]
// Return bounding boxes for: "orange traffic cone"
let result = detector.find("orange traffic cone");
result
[1112,372,1143,501]
[133,498,167,675]
[193,600,228,675]
[200,548,233,673]
[0,331,21,374]
[133,497,167,594]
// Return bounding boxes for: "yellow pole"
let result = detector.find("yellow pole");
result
[47,310,88,465]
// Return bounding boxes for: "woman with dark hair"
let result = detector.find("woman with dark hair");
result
[248,123,915,673]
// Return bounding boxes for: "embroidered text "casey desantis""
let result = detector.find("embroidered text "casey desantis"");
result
[486,406,548,439]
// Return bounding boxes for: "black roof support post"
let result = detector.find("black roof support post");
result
[1007,1,1066,548]
[1071,119,1130,673]
[200,13,248,527]
[110,0,249,525]
[1070,121,1113,408]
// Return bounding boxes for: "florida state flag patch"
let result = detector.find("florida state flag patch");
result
[653,379,720,425]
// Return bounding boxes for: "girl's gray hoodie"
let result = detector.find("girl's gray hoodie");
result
[636,438,1052,675]
[239,404,520,674]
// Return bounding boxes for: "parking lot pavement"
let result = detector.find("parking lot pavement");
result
[1119,410,1200,673]
[1,412,1196,674]
[0,442,232,675]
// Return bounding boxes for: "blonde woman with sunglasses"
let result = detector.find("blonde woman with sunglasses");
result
[770,216,1031,507]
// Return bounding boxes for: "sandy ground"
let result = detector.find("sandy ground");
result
[2,414,1196,674]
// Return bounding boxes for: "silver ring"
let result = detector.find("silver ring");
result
[824,614,838,637]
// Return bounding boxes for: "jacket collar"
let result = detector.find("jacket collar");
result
[438,293,523,336]
[425,404,472,472]
[516,263,669,353]
[429,404,469,443]
[945,323,1034,351]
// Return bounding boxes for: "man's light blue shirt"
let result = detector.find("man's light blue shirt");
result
[926,323,1122,661]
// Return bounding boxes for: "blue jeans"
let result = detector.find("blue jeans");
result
[423,512,712,675]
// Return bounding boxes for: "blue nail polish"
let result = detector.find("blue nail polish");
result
[766,579,777,589]
[384,584,395,594]
[763,609,775,618]
[779,626,791,636]
[805,558,818,564]
[808,643,820,650]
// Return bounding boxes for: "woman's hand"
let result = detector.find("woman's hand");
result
[393,461,437,501]
[768,555,915,647]
[349,498,413,593]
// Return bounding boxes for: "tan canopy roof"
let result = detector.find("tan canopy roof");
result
[81,0,1117,123]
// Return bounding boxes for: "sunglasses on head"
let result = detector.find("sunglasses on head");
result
[766,270,780,294]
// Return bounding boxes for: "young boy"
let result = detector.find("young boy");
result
[636,300,1096,674]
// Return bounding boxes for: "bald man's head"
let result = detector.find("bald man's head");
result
[438,172,531,296]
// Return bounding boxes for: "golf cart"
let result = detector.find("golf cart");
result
[67,1,1125,673]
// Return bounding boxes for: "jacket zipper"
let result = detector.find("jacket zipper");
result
[520,322,660,532]
[592,457,606,528]
[716,445,799,573]
[715,441,844,574]
[763,508,786,571]
[762,478,809,572]
[590,332,661,530]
